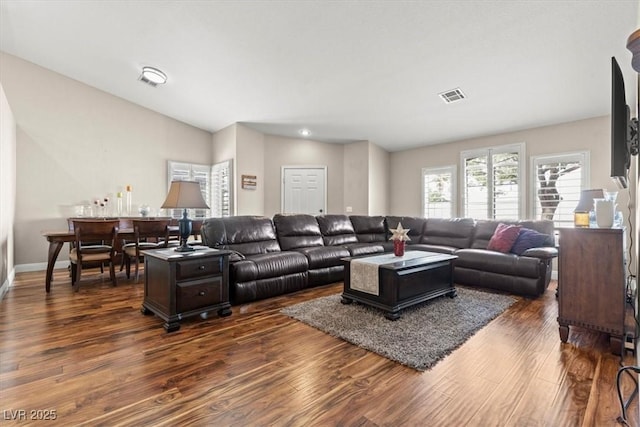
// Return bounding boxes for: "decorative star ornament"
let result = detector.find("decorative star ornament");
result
[390,222,411,242]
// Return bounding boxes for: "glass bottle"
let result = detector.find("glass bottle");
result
[126,185,132,215]
[116,192,123,216]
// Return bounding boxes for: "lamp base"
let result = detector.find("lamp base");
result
[174,209,194,252]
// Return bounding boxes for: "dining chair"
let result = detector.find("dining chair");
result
[69,219,120,291]
[122,219,171,281]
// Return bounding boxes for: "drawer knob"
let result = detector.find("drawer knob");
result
[199,291,206,296]
[198,265,205,270]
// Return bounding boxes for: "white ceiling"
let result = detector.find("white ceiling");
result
[1,1,638,152]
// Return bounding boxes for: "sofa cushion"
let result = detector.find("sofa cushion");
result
[295,246,350,269]
[385,216,427,244]
[201,216,281,255]
[350,215,387,243]
[343,243,385,256]
[455,248,542,278]
[421,218,475,248]
[232,252,309,282]
[510,228,549,256]
[487,223,522,253]
[273,214,324,250]
[317,214,358,246]
[408,244,458,255]
[472,219,555,249]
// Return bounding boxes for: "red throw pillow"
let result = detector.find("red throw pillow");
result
[487,223,522,253]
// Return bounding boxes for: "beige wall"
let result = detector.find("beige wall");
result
[343,141,369,215]
[0,53,213,266]
[236,125,265,215]
[0,83,16,296]
[390,116,623,218]
[263,135,345,217]
[342,140,390,216]
[368,142,390,215]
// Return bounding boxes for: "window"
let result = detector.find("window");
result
[167,161,211,218]
[422,166,456,218]
[211,159,233,217]
[167,160,234,219]
[461,143,524,220]
[531,152,589,227]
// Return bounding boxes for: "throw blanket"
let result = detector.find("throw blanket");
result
[350,251,432,296]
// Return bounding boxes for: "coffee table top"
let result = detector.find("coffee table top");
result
[343,250,457,271]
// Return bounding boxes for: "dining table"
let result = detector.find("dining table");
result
[41,225,179,293]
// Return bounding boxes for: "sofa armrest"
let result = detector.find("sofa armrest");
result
[521,247,558,260]
[227,250,246,262]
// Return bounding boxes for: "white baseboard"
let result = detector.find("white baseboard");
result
[15,261,68,273]
[0,267,15,301]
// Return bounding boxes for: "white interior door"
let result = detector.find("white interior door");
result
[282,166,327,215]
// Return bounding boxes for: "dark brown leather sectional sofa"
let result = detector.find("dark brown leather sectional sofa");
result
[201,214,558,304]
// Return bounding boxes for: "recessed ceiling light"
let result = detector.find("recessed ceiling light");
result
[139,66,167,87]
[299,128,311,137]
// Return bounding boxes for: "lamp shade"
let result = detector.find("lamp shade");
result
[575,189,605,212]
[161,181,209,209]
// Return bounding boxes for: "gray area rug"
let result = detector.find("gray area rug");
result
[281,287,517,371]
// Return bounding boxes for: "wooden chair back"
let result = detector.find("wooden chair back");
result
[72,220,119,252]
[132,219,171,246]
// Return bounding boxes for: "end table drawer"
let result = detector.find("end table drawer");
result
[176,277,223,313]
[176,258,221,280]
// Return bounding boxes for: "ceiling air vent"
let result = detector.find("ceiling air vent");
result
[438,88,466,104]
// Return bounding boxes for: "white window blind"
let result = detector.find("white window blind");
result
[211,159,233,217]
[167,161,211,219]
[531,152,589,227]
[422,166,456,218]
[462,143,524,220]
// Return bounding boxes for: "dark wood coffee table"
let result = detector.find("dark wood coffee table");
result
[341,250,457,320]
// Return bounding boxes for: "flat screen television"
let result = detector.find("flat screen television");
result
[611,56,633,189]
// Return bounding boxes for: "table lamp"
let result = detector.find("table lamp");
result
[161,181,209,252]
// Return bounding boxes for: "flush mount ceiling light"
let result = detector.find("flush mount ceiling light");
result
[299,128,311,137]
[438,88,466,104]
[139,66,167,87]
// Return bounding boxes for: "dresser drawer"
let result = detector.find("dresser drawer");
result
[176,277,223,313]
[176,257,222,280]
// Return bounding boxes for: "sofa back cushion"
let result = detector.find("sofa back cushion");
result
[273,214,324,250]
[385,216,427,244]
[201,216,281,255]
[349,216,387,243]
[421,218,476,248]
[316,215,358,246]
[471,219,555,249]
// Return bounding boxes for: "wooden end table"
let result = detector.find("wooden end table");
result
[141,247,232,332]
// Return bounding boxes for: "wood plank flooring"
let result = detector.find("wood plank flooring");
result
[0,268,638,426]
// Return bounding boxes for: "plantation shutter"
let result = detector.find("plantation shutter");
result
[422,166,456,218]
[211,159,233,217]
[532,152,588,227]
[167,161,212,219]
[462,144,523,220]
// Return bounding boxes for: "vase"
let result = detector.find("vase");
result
[594,198,614,228]
[393,240,405,257]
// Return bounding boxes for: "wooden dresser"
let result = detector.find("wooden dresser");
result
[557,227,626,354]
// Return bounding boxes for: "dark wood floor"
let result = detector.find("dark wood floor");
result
[1,268,638,426]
